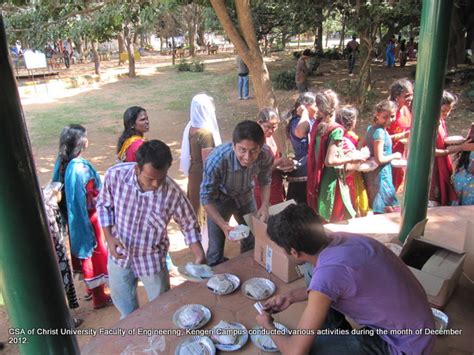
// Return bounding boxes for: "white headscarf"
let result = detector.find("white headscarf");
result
[179,94,222,176]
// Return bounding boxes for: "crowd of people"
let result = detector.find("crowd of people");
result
[43,74,473,353]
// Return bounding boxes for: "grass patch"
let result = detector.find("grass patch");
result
[25,67,234,147]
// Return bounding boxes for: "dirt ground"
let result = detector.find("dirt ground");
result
[1,50,473,354]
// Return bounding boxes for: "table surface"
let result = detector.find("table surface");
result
[82,251,306,354]
[83,205,474,354]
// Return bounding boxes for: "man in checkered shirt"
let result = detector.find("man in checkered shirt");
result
[97,140,206,318]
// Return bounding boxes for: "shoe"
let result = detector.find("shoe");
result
[242,97,249,100]
[84,293,92,301]
[238,97,243,100]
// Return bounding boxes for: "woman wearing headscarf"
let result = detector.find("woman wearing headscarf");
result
[180,94,222,224]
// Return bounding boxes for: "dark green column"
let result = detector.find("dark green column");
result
[0,16,79,354]
[399,0,454,242]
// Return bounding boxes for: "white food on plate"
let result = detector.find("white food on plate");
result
[185,263,213,278]
[180,340,205,355]
[245,282,269,299]
[258,334,277,350]
[207,275,233,293]
[213,321,238,345]
[179,307,204,328]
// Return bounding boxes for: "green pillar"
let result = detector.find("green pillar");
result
[399,0,454,242]
[0,17,79,354]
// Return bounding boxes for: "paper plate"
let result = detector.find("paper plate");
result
[357,159,378,172]
[207,274,240,295]
[178,264,214,282]
[211,321,248,352]
[173,304,211,330]
[250,323,289,352]
[391,159,407,168]
[399,138,409,145]
[228,225,250,241]
[444,136,464,145]
[241,278,276,301]
[431,308,448,332]
[175,336,216,355]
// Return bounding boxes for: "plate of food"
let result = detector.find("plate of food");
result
[175,336,216,355]
[178,262,214,282]
[206,274,240,295]
[228,224,250,241]
[357,159,378,172]
[444,136,464,145]
[211,321,248,351]
[173,304,211,330]
[391,159,407,168]
[250,323,289,352]
[242,278,276,300]
[431,308,448,331]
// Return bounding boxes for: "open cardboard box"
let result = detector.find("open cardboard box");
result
[398,219,473,308]
[244,200,303,283]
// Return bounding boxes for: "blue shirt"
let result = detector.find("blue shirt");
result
[200,142,273,208]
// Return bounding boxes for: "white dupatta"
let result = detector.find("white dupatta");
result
[179,94,222,176]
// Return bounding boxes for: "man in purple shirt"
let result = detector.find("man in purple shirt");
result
[97,140,206,318]
[256,204,436,355]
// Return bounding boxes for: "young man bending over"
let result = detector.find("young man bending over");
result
[257,204,435,355]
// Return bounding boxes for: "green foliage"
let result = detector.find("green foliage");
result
[272,69,296,91]
[177,58,204,72]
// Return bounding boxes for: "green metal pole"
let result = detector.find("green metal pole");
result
[398,0,454,242]
[0,16,79,354]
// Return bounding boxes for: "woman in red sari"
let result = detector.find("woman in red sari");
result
[429,91,470,205]
[307,90,357,223]
[254,108,294,207]
[387,79,413,192]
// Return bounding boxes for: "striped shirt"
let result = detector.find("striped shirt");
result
[200,142,273,208]
[97,163,201,276]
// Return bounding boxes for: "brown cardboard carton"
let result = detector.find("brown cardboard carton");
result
[247,200,302,283]
[399,219,472,307]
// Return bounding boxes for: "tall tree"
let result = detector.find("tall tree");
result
[209,0,276,109]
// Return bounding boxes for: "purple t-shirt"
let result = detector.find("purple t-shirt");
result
[309,233,436,355]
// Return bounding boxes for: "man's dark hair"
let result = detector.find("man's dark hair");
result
[302,49,312,57]
[267,204,329,255]
[232,120,265,146]
[136,140,172,170]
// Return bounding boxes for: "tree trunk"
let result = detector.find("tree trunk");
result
[209,0,277,109]
[189,26,196,57]
[210,0,285,154]
[356,32,374,107]
[90,40,100,75]
[447,7,465,68]
[118,33,125,65]
[314,7,323,51]
[74,37,83,55]
[124,27,136,78]
[339,13,346,49]
[197,25,206,46]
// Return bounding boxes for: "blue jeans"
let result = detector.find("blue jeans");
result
[238,75,249,99]
[300,263,390,355]
[107,257,170,319]
[206,197,256,266]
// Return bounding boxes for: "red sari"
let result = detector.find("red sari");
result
[306,120,343,212]
[387,105,412,191]
[429,119,457,205]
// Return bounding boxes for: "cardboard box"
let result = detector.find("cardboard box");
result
[399,219,473,308]
[246,200,303,283]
